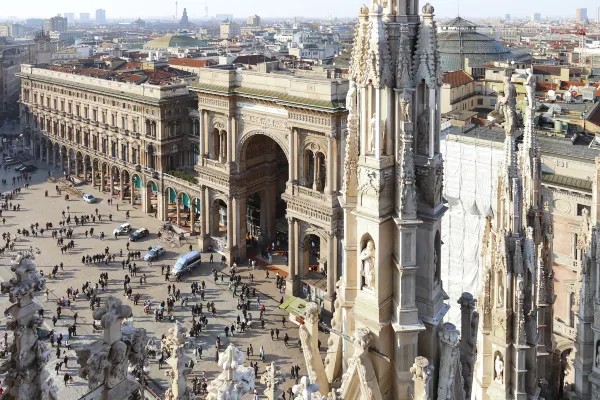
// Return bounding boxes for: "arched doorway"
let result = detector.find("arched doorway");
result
[111,166,121,197]
[132,174,143,206]
[165,187,178,223]
[240,133,289,256]
[121,170,131,202]
[146,180,158,214]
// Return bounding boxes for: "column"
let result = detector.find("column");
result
[229,116,235,163]
[375,88,381,159]
[46,146,50,165]
[190,200,195,233]
[325,233,335,311]
[199,112,205,160]
[326,135,334,194]
[596,261,600,301]
[109,170,114,197]
[219,132,225,162]
[201,188,208,237]
[312,153,318,191]
[289,129,296,183]
[130,176,135,205]
[428,87,436,157]
[119,174,125,201]
[39,143,43,161]
[176,200,181,226]
[286,217,297,296]
[360,86,368,155]
[227,196,234,252]
[83,160,87,182]
[236,195,247,259]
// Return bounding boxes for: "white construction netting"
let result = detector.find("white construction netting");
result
[440,138,503,327]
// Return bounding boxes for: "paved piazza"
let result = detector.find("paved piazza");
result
[0,159,329,398]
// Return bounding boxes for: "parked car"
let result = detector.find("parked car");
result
[23,165,37,172]
[144,245,165,261]
[14,164,26,171]
[113,223,132,236]
[129,228,149,242]
[82,194,96,203]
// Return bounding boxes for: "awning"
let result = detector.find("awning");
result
[279,296,308,319]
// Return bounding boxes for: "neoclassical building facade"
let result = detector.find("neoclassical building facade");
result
[17,62,348,310]
[190,67,348,309]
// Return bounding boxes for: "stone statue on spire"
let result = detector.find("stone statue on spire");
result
[499,73,517,136]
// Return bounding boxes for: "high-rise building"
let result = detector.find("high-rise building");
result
[531,12,541,21]
[220,20,240,39]
[63,13,75,26]
[43,16,67,34]
[246,15,261,26]
[505,13,510,21]
[95,9,106,24]
[79,13,90,23]
[576,7,588,23]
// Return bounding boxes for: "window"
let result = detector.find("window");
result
[60,101,64,111]
[68,103,72,114]
[75,105,80,117]
[132,119,138,133]
[477,98,484,106]
[92,109,97,122]
[577,204,591,216]
[490,99,497,107]
[122,116,127,129]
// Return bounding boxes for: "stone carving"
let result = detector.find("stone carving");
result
[413,4,442,87]
[416,110,429,155]
[494,354,504,384]
[499,74,517,136]
[437,323,465,400]
[260,362,282,400]
[346,81,357,114]
[368,113,376,154]
[0,251,49,400]
[292,376,321,400]
[396,34,413,88]
[299,302,329,394]
[415,164,443,208]
[75,295,145,398]
[525,68,536,109]
[360,240,376,289]
[206,344,255,400]
[163,322,192,400]
[411,356,433,400]
[365,2,393,88]
[399,90,412,122]
[399,132,417,218]
[358,168,384,196]
[324,280,343,382]
[341,115,359,199]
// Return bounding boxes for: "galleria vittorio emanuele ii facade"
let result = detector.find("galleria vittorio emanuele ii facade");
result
[15,1,600,399]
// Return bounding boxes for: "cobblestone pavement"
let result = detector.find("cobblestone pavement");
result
[0,159,331,398]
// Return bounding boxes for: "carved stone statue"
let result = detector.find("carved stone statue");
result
[292,376,321,400]
[346,80,357,114]
[75,296,145,397]
[163,322,192,400]
[369,113,376,154]
[497,284,504,307]
[494,354,504,384]
[360,240,376,289]
[400,90,412,122]
[596,341,600,368]
[0,251,49,400]
[417,110,429,155]
[525,68,536,109]
[206,344,255,400]
[260,362,282,400]
[499,74,517,136]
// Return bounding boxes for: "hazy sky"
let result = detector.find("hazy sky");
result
[0,0,592,20]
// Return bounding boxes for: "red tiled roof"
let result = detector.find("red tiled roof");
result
[168,58,210,68]
[586,103,600,126]
[119,62,143,70]
[123,74,145,83]
[560,80,586,90]
[536,82,558,91]
[442,70,474,88]
[532,65,562,75]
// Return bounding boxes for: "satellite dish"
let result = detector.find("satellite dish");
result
[548,90,556,97]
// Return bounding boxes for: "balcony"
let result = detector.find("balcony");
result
[450,91,479,105]
[553,318,576,341]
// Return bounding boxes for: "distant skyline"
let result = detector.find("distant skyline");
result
[0,0,596,20]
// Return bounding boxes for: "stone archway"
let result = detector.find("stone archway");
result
[145,179,159,215]
[238,129,290,163]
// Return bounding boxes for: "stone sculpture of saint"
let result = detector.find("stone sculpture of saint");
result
[360,240,376,289]
[499,74,517,136]
[369,114,376,154]
[400,90,411,123]
[346,81,357,114]
[494,355,504,383]
[497,284,504,307]
[525,68,536,109]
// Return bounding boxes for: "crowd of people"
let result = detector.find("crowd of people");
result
[0,165,324,399]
